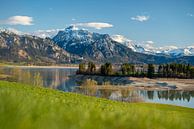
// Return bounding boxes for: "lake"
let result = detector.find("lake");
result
[1,66,194,108]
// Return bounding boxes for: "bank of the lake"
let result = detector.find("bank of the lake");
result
[73,74,194,90]
[0,64,79,69]
[0,81,194,129]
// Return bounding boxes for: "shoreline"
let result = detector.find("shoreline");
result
[74,75,194,91]
[129,77,194,91]
[1,65,79,69]
[1,65,194,91]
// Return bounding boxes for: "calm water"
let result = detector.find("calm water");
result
[1,67,194,108]
[1,67,78,91]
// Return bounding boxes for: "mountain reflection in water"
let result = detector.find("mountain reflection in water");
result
[75,87,194,103]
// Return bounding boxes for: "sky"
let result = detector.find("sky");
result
[0,0,194,47]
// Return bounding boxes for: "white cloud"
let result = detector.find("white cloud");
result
[131,15,150,22]
[0,16,33,25]
[72,22,113,29]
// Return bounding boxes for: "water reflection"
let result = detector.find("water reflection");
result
[1,67,194,108]
[75,86,194,104]
[1,67,78,91]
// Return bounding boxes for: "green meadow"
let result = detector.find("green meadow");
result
[0,80,194,129]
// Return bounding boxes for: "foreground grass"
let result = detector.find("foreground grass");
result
[0,81,194,129]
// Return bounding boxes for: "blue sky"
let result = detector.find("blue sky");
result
[0,0,194,47]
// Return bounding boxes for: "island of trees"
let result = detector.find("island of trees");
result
[77,62,194,79]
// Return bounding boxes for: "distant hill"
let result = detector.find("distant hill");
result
[0,30,81,65]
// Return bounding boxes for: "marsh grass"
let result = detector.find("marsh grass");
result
[0,81,194,129]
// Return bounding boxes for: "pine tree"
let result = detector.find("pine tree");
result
[87,62,96,74]
[190,67,194,78]
[147,64,155,78]
[100,63,113,75]
[121,63,131,75]
[158,65,163,77]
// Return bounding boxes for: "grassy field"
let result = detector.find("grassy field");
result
[0,81,194,129]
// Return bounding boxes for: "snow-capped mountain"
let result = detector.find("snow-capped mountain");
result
[53,26,95,48]
[111,35,157,55]
[1,27,193,59]
[111,35,136,51]
[53,26,190,64]
[165,46,194,57]
[111,34,194,57]
[0,28,63,39]
[0,28,24,35]
[53,26,133,60]
[0,26,194,64]
[30,29,63,38]
[34,27,194,57]
[52,26,166,63]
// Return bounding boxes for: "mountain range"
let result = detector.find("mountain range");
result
[111,35,194,57]
[2,27,194,57]
[0,26,194,65]
[3,27,194,58]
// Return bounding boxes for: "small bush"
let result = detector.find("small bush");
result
[81,79,97,87]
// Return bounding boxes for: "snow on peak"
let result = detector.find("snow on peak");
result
[30,28,65,38]
[184,49,192,55]
[111,35,131,43]
[111,35,137,51]
[1,27,194,57]
[0,28,24,35]
[111,34,194,57]
[187,46,194,49]
[65,25,79,31]
[52,26,98,48]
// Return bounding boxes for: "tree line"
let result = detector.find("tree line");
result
[157,63,194,78]
[77,62,194,79]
